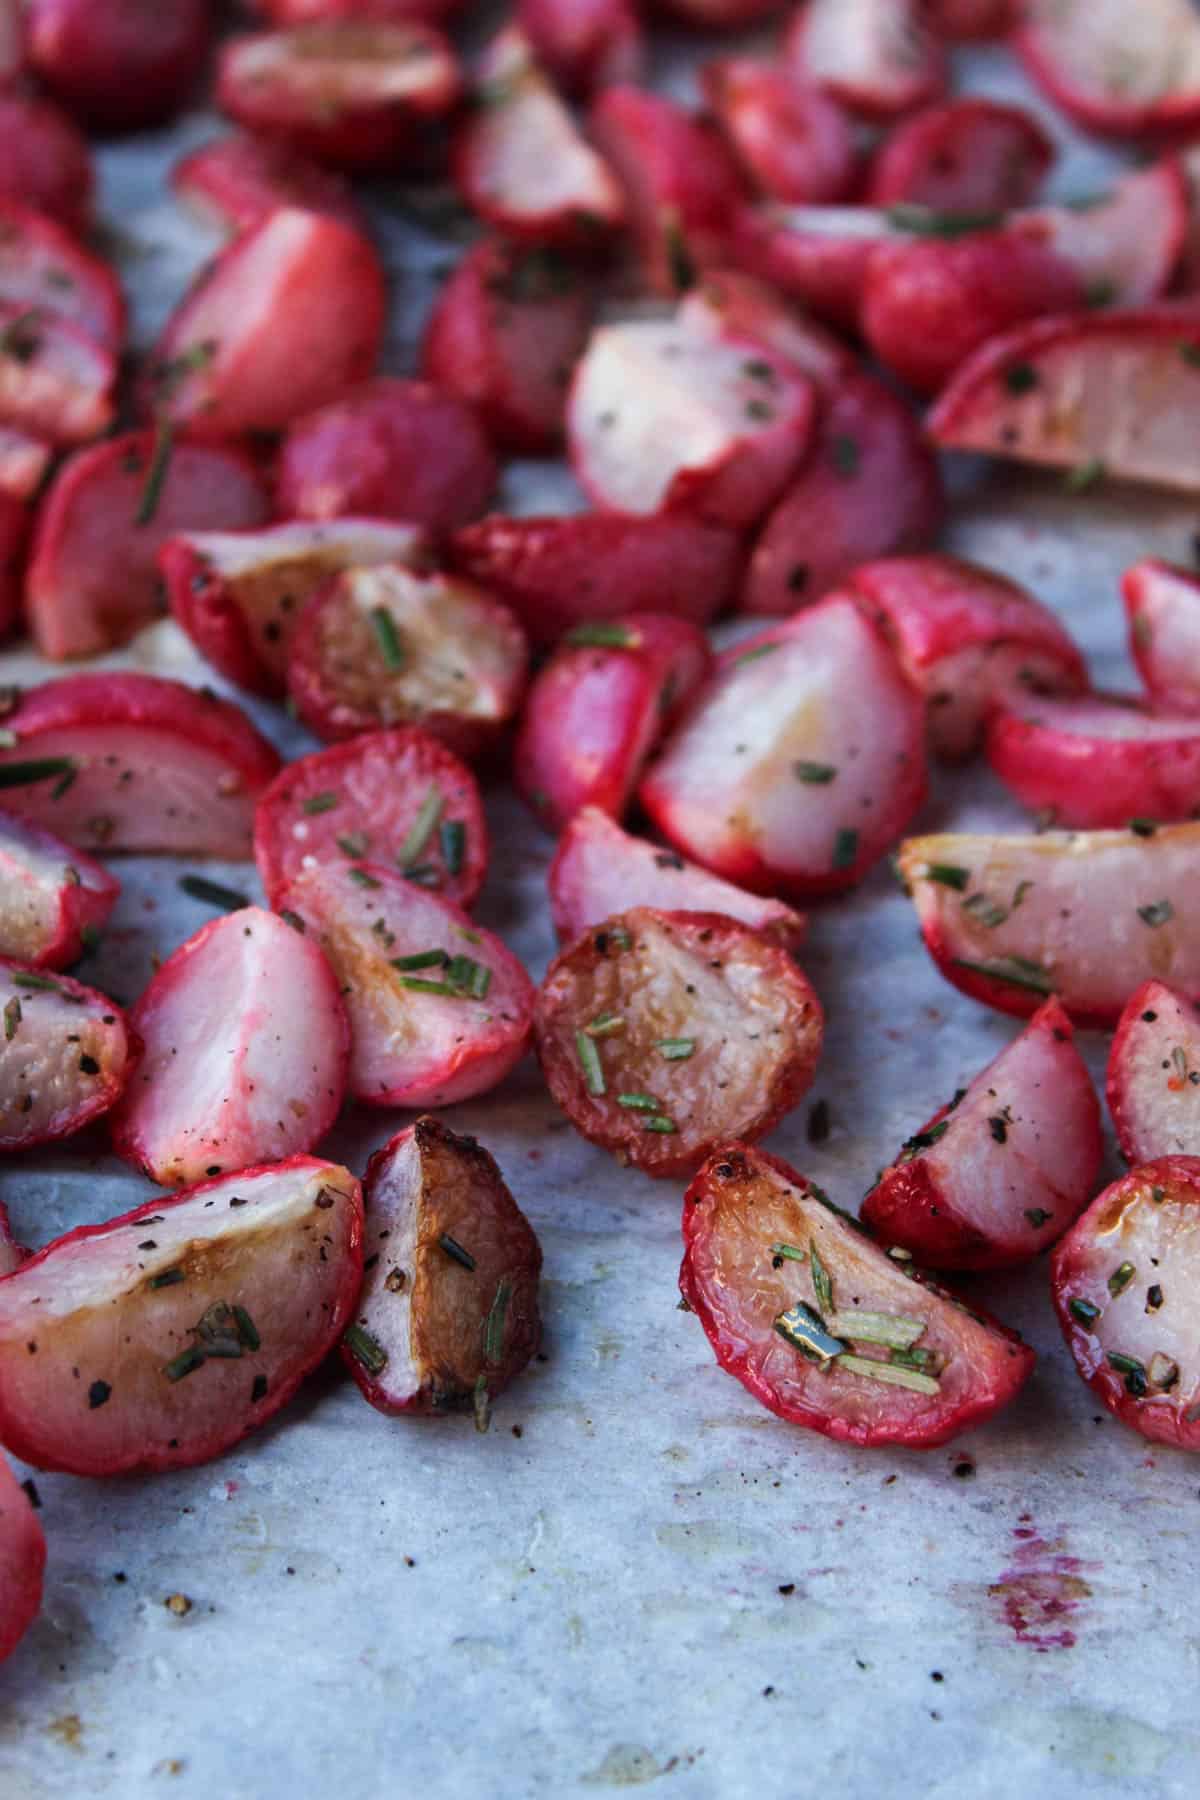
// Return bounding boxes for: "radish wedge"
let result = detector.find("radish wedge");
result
[286,563,528,758]
[1015,0,1200,140]
[515,614,712,833]
[784,0,946,120]
[0,810,119,969]
[0,1451,44,1665]
[1002,161,1187,317]
[1108,982,1200,1165]
[0,200,125,353]
[254,727,488,910]
[928,309,1200,493]
[23,0,211,133]
[848,554,1088,760]
[548,807,806,948]
[171,133,368,236]
[112,909,349,1189]
[899,824,1200,1025]
[277,862,534,1107]
[342,1116,542,1419]
[0,1158,363,1477]
[987,693,1200,828]
[0,959,135,1151]
[680,1144,1035,1448]
[0,303,115,447]
[866,98,1053,213]
[161,519,428,697]
[1123,559,1200,715]
[26,431,271,661]
[567,318,815,527]
[0,93,93,236]
[861,998,1102,1269]
[0,673,281,858]
[641,597,927,899]
[702,59,859,208]
[732,204,909,329]
[517,0,642,98]
[456,29,624,246]
[1052,1157,1200,1450]
[535,909,823,1178]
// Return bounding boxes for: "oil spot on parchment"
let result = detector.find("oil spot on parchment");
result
[987,1526,1094,1652]
[986,1702,1177,1780]
[46,1713,84,1752]
[581,1744,701,1786]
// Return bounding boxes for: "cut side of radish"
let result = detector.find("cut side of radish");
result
[1015,0,1200,139]
[785,0,946,120]
[1107,982,1200,1165]
[1011,160,1187,310]
[0,302,115,446]
[1123,559,1200,715]
[0,958,135,1151]
[0,810,119,969]
[987,692,1200,828]
[0,199,126,353]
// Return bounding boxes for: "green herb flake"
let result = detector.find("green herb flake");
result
[832,828,859,871]
[774,1301,846,1362]
[825,1310,924,1351]
[829,435,860,478]
[163,1345,207,1383]
[585,1011,625,1038]
[641,1115,678,1133]
[810,1242,834,1316]
[1064,457,1106,494]
[135,421,174,528]
[344,1323,388,1376]
[769,1243,807,1264]
[902,1120,950,1157]
[179,874,249,912]
[336,832,370,859]
[926,863,970,891]
[795,761,837,784]
[439,1233,476,1271]
[11,971,64,994]
[148,1268,184,1290]
[837,1353,939,1396]
[951,956,1053,996]
[1137,899,1173,928]
[576,1028,605,1096]
[657,1037,695,1060]
[617,1092,662,1112]
[348,867,381,889]
[440,819,466,877]
[1004,363,1039,395]
[0,758,76,791]
[1146,1283,1164,1312]
[1130,818,1158,837]
[1180,343,1200,369]
[1068,1297,1101,1327]
[1025,1207,1051,1228]
[1085,278,1116,308]
[484,1279,512,1365]
[1108,1261,1135,1298]
[398,788,444,866]
[564,623,637,648]
[50,767,76,800]
[885,204,1001,239]
[734,642,779,668]
[2,997,19,1041]
[663,214,696,293]
[302,792,339,815]
[232,1305,260,1351]
[392,948,448,972]
[988,1114,1008,1145]
[370,606,405,670]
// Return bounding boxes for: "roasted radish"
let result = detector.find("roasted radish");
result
[866,98,1054,213]
[276,862,534,1107]
[0,959,135,1150]
[171,133,368,236]
[0,1452,44,1665]
[1108,982,1200,1166]
[254,727,488,910]
[987,693,1200,829]
[0,302,116,447]
[23,0,211,133]
[926,0,1012,37]
[0,1158,363,1476]
[680,1145,1035,1447]
[286,563,528,757]
[0,200,125,354]
[0,94,93,234]
[784,0,946,120]
[535,909,823,1178]
[1124,560,1200,715]
[342,1116,541,1419]
[1015,0,1200,140]
[1011,162,1187,311]
[517,0,641,97]
[702,60,860,207]
[0,811,119,969]
[732,204,907,331]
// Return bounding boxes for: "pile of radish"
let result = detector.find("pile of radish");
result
[5,0,1200,1668]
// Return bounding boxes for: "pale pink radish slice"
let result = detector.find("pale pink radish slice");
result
[987,692,1200,828]
[1108,981,1200,1164]
[0,1158,363,1476]
[112,909,349,1189]
[0,959,135,1150]
[1012,161,1187,309]
[567,318,815,527]
[0,303,115,446]
[342,1115,542,1419]
[702,59,860,208]
[928,309,1200,494]
[0,200,126,354]
[1123,559,1200,714]
[548,806,806,947]
[899,823,1200,1024]
[0,427,52,504]
[1015,0,1200,139]
[0,1451,44,1664]
[0,810,119,969]
[861,997,1102,1269]
[640,595,926,899]
[456,29,624,245]
[785,0,946,120]
[848,553,1088,760]
[276,862,534,1107]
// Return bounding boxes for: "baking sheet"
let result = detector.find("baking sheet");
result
[4,33,1200,1800]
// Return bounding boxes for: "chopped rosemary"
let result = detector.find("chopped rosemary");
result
[473,1374,492,1433]
[344,1323,388,1375]
[445,953,491,998]
[148,1268,184,1290]
[1137,899,1173,928]
[134,421,174,527]
[1025,1208,1051,1228]
[963,892,1010,929]
[348,867,380,888]
[1107,1261,1135,1298]
[391,949,449,972]
[12,971,66,993]
[232,1305,260,1351]
[585,1012,625,1038]
[774,1301,846,1362]
[770,1243,807,1264]
[439,1233,476,1271]
[926,864,970,891]
[179,874,249,911]
[885,204,1001,238]
[1004,363,1039,395]
[1146,1284,1164,1312]
[1107,1350,1147,1396]
[1130,819,1158,837]
[1068,1297,1101,1326]
[1064,457,1105,494]
[734,643,779,667]
[0,757,75,790]
[370,606,405,669]
[337,832,370,859]
[440,819,466,876]
[832,828,858,870]
[2,997,18,1040]
[398,788,443,865]
[163,1345,206,1382]
[825,1311,924,1350]
[658,1038,695,1060]
[397,976,470,997]
[951,956,1052,996]
[484,1278,512,1365]
[302,792,339,815]
[617,1092,662,1111]
[810,1242,834,1315]
[576,1030,605,1095]
[641,1116,678,1133]
[564,623,637,648]
[795,761,837,784]
[837,1354,940,1396]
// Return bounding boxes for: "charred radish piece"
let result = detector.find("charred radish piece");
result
[548,807,806,948]
[275,379,496,530]
[515,615,712,833]
[0,200,125,353]
[866,98,1053,213]
[1052,1157,1200,1450]
[1015,0,1200,140]
[161,519,428,697]
[112,910,348,1189]
[0,1158,363,1477]
[171,133,368,236]
[254,727,488,910]
[0,302,116,447]
[534,908,823,1178]
[848,554,1087,760]
[517,0,642,97]
[286,563,527,758]
[862,998,1101,1269]
[1124,560,1200,715]
[0,811,119,969]
[681,1145,1034,1447]
[900,825,1200,1025]
[277,862,534,1107]
[785,0,946,120]
[0,959,135,1151]
[641,597,927,899]
[0,673,281,858]
[702,60,859,208]
[342,1116,541,1420]
[0,94,93,235]
[988,694,1200,829]
[1107,983,1200,1164]
[0,1452,44,1665]
[23,0,211,133]
[26,432,271,661]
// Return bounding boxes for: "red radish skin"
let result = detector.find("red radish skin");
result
[785,0,946,120]
[517,0,642,97]
[987,693,1200,829]
[1123,560,1200,715]
[449,512,740,649]
[515,615,712,833]
[0,493,27,641]
[26,433,271,662]
[0,200,125,354]
[277,862,534,1108]
[548,806,807,948]
[421,241,592,455]
[23,0,211,134]
[286,563,528,758]
[848,553,1088,760]
[867,98,1054,212]
[0,1158,363,1477]
[1015,0,1200,140]
[258,0,464,23]
[161,520,429,697]
[142,210,386,439]
[0,97,94,235]
[535,909,824,1178]
[254,727,488,910]
[861,998,1102,1269]
[641,597,928,899]
[1008,162,1188,312]
[1108,982,1200,1165]
[899,824,1200,1026]
[0,673,281,859]
[1052,1157,1200,1450]
[342,1115,542,1417]
[0,302,116,447]
[926,0,1012,38]
[702,60,860,207]
[0,1452,44,1664]
[0,811,119,969]
[0,958,136,1151]
[275,379,497,530]
[680,1144,1035,1448]
[678,267,856,390]
[171,134,368,237]
[731,203,905,332]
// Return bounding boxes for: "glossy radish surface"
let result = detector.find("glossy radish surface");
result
[0,200,125,352]
[23,0,211,133]
[1123,560,1200,714]
[0,301,116,446]
[0,959,135,1150]
[1015,0,1200,138]
[0,810,119,969]
[987,693,1200,828]
[1107,982,1200,1165]
[785,0,946,119]
[0,1451,44,1664]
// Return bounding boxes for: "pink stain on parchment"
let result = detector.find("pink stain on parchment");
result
[988,1525,1093,1653]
